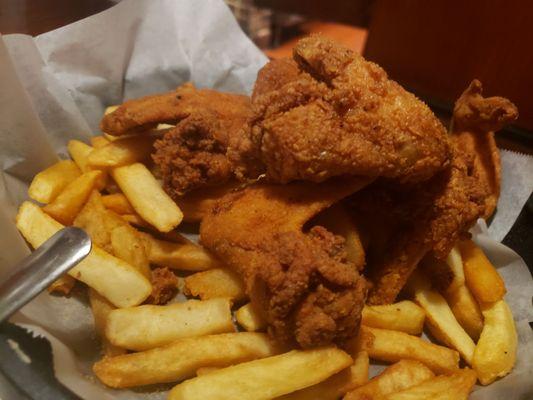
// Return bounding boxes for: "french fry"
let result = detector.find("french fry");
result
[110,225,151,279]
[384,368,477,400]
[43,170,103,225]
[140,232,220,271]
[361,301,425,335]
[47,274,76,296]
[102,193,135,214]
[28,160,81,204]
[459,239,506,303]
[473,299,517,385]
[168,347,353,400]
[445,284,484,341]
[278,351,369,400]
[74,191,151,278]
[235,302,266,332]
[105,105,120,115]
[67,139,94,172]
[121,213,152,229]
[429,246,485,340]
[105,298,234,351]
[410,273,475,365]
[88,136,156,168]
[344,359,434,400]
[93,332,279,388]
[196,367,219,376]
[445,246,465,292]
[89,289,126,357]
[111,163,183,232]
[91,135,110,148]
[184,268,246,302]
[312,203,365,268]
[16,202,152,308]
[356,326,460,374]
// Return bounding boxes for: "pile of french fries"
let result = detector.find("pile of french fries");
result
[14,106,517,399]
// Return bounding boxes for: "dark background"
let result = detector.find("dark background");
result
[1,0,531,398]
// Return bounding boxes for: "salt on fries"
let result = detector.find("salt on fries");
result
[167,347,352,400]
[14,97,518,400]
[16,202,151,307]
[94,332,279,388]
[105,298,234,351]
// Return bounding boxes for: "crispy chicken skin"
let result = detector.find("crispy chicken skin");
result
[101,83,251,195]
[452,80,518,218]
[229,35,451,184]
[200,177,372,348]
[350,80,517,304]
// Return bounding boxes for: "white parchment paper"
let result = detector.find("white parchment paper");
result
[0,1,531,398]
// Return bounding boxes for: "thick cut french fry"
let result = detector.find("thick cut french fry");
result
[384,368,477,400]
[28,160,81,204]
[48,274,76,296]
[16,202,152,308]
[235,302,266,332]
[43,170,103,225]
[445,246,465,291]
[91,135,110,148]
[110,225,151,279]
[67,140,94,172]
[168,347,352,400]
[278,351,369,400]
[473,299,517,385]
[102,193,135,214]
[88,136,156,168]
[140,232,220,271]
[112,163,183,232]
[121,213,152,228]
[184,268,246,301]
[105,298,234,351]
[361,301,425,335]
[445,284,484,341]
[312,203,365,268]
[89,289,126,357]
[74,191,150,278]
[93,332,279,388]
[356,326,459,374]
[410,273,475,365]
[344,359,434,400]
[459,239,506,303]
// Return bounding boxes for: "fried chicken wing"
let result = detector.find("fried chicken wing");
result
[229,35,451,184]
[452,79,518,217]
[101,83,251,195]
[351,81,517,304]
[200,177,372,348]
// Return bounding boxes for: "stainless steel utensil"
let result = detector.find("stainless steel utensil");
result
[0,227,91,323]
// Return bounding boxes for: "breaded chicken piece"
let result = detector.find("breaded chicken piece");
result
[101,83,250,137]
[229,35,451,184]
[452,79,518,218]
[102,83,251,195]
[350,81,517,304]
[200,177,372,348]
